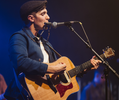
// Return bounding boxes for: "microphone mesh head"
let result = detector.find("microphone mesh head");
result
[52,22,58,28]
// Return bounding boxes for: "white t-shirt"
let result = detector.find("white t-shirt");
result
[40,40,49,63]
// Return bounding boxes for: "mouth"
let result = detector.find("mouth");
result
[43,23,48,30]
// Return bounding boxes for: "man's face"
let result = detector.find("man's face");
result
[33,8,50,30]
[97,73,105,84]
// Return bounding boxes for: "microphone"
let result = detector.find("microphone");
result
[45,21,79,28]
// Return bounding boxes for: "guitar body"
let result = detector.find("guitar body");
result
[25,57,80,100]
[24,47,115,100]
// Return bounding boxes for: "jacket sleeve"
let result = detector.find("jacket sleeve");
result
[8,33,48,76]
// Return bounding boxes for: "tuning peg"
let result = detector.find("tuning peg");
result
[112,49,115,53]
[102,46,109,52]
[105,46,109,51]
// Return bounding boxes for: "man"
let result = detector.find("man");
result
[0,74,7,100]
[80,66,113,100]
[5,0,101,99]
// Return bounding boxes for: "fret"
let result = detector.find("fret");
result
[68,54,105,78]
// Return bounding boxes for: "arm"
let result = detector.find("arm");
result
[47,62,66,74]
[9,34,48,76]
[9,34,66,76]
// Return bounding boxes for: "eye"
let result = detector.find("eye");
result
[41,12,46,16]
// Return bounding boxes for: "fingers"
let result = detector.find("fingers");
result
[58,62,66,70]
[92,56,96,59]
[91,57,102,69]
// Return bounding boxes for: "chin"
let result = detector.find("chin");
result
[40,27,44,30]
[36,27,43,31]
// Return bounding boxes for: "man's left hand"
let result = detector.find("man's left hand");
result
[90,56,102,69]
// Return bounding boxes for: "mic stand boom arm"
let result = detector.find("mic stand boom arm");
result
[66,23,119,100]
[66,23,119,79]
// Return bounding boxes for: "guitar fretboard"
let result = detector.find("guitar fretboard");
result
[68,54,105,78]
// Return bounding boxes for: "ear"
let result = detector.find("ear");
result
[28,15,35,23]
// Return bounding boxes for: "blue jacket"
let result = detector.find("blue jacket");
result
[9,27,57,76]
[5,27,57,100]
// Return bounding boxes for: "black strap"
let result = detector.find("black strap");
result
[46,75,57,94]
[45,43,62,58]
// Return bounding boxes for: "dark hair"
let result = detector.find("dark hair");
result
[24,5,46,25]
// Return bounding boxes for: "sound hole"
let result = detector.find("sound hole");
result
[59,72,70,83]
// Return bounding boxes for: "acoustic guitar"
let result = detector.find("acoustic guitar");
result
[24,47,115,100]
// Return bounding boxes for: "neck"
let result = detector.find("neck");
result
[28,24,39,36]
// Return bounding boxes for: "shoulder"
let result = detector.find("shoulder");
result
[9,29,28,43]
[11,29,26,39]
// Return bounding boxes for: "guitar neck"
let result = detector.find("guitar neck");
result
[68,54,105,78]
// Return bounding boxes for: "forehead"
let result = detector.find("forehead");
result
[37,8,47,13]
[40,8,47,12]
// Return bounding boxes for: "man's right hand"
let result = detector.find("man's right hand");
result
[47,62,66,74]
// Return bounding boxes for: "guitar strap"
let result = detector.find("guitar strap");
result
[22,28,61,94]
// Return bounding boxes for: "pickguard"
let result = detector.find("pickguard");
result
[56,82,73,97]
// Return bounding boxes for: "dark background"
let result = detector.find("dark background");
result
[0,0,119,100]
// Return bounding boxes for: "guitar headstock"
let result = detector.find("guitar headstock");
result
[103,47,115,59]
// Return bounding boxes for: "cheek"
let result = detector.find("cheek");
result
[34,17,44,26]
[38,16,45,21]
[38,17,46,25]
[34,15,46,29]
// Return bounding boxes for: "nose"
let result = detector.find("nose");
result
[46,14,50,20]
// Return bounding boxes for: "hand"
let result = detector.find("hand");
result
[90,56,102,69]
[54,62,66,73]
[47,62,66,74]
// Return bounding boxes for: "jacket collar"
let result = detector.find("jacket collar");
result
[23,27,36,39]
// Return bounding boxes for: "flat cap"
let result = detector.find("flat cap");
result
[20,0,47,21]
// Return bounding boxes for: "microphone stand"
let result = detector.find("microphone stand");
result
[66,22,119,100]
[104,66,109,100]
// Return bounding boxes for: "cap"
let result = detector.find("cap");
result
[20,0,47,21]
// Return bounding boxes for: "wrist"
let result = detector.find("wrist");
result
[47,65,55,73]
